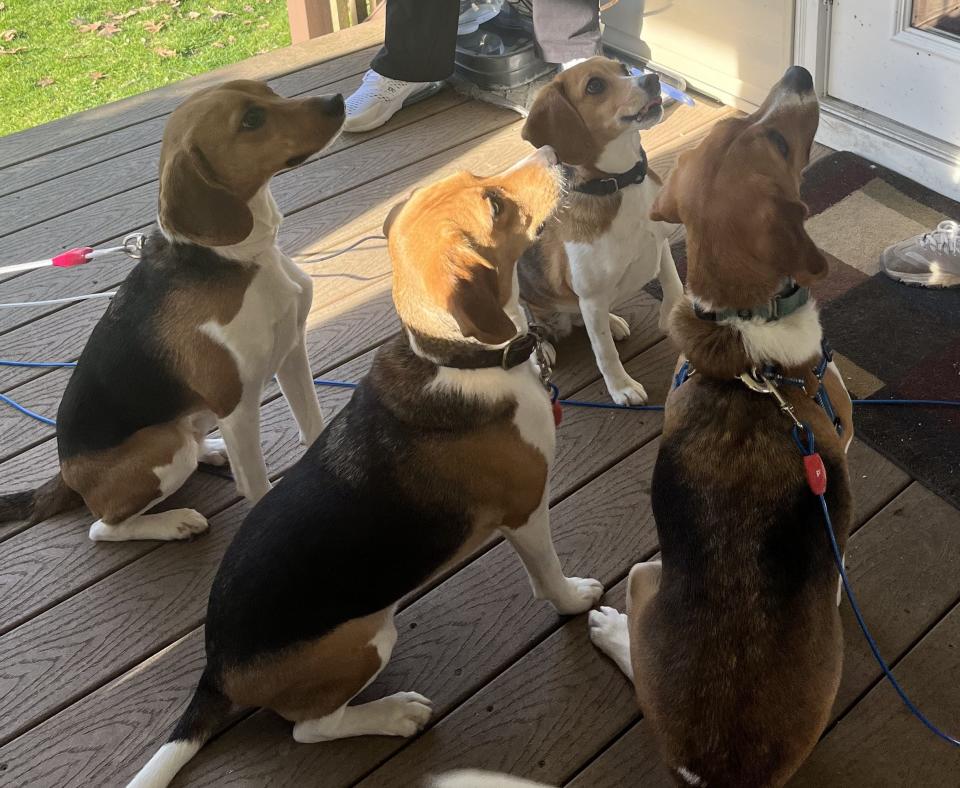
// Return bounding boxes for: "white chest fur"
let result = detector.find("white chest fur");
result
[429,361,556,463]
[564,181,668,300]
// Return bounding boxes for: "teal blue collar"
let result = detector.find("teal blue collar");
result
[693,281,810,323]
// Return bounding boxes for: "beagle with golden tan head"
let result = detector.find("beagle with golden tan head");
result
[127,147,603,788]
[518,57,684,405]
[0,80,344,541]
[589,67,856,788]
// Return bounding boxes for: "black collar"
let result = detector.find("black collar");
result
[571,148,648,196]
[408,329,539,370]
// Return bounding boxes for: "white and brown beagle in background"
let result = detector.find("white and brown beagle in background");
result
[589,67,857,787]
[0,81,344,541]
[126,147,603,788]
[518,57,684,405]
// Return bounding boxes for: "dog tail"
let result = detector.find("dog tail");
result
[127,668,231,788]
[0,472,83,525]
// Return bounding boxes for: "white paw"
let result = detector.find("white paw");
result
[552,576,604,615]
[199,438,229,466]
[171,509,210,539]
[588,605,628,651]
[375,692,434,737]
[609,313,631,341]
[607,377,648,406]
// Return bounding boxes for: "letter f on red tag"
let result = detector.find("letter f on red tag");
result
[804,452,827,495]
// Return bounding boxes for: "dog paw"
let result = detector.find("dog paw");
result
[552,576,604,615]
[199,438,229,466]
[609,313,631,341]
[171,509,210,539]
[588,606,628,649]
[375,692,434,737]
[607,377,648,406]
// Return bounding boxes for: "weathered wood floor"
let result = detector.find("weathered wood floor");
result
[0,20,958,788]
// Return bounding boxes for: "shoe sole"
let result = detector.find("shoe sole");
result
[881,268,959,289]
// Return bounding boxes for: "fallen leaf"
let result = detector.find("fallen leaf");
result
[37,76,55,87]
[68,17,87,26]
[258,22,269,28]
[242,19,252,25]
[0,45,26,55]
[210,40,225,48]
[109,9,139,21]
[98,23,121,36]
[0,3,6,10]
[78,21,104,33]
[1,29,17,41]
[142,19,165,33]
[243,4,253,11]
[185,10,201,18]
[154,45,176,57]
[89,70,108,81]
[227,34,235,43]
[209,7,234,21]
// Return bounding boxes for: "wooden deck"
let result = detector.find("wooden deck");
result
[1,21,958,788]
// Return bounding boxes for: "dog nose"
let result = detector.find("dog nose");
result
[313,93,345,117]
[781,66,814,94]
[641,73,661,95]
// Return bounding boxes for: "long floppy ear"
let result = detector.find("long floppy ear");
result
[446,246,517,345]
[762,197,829,285]
[158,146,253,246]
[522,82,594,166]
[382,194,411,238]
[650,172,682,223]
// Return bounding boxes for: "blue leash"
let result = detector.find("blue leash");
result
[793,425,960,748]
[2,362,959,425]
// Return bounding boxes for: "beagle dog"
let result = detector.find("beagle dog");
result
[518,57,684,405]
[589,67,856,787]
[0,81,344,541]
[127,147,603,788]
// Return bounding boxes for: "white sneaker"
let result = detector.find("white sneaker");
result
[880,219,960,288]
[343,70,436,133]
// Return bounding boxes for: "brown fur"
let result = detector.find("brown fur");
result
[630,69,854,788]
[156,267,255,417]
[223,608,391,722]
[387,148,563,346]
[61,420,198,523]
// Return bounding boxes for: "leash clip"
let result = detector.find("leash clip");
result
[122,233,146,259]
[738,369,805,430]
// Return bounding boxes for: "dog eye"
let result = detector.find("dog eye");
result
[240,107,266,131]
[768,129,789,158]
[585,77,606,95]
[486,192,503,220]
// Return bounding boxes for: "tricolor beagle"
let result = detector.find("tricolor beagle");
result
[0,81,344,541]
[589,67,856,787]
[518,57,684,405]
[126,147,603,788]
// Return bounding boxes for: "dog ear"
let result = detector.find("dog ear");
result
[158,146,253,246]
[762,197,829,285]
[382,193,413,238]
[649,173,682,223]
[522,82,594,166]
[446,245,517,345]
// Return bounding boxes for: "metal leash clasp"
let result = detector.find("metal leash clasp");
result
[122,233,146,259]
[738,369,805,430]
[528,324,553,391]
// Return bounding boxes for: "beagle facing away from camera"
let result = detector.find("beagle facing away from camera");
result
[518,57,684,406]
[126,147,603,788]
[588,67,855,787]
[0,81,345,541]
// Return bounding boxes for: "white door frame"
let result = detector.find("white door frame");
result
[795,0,960,201]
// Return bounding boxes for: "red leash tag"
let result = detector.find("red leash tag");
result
[552,399,563,427]
[804,452,827,495]
[51,247,93,268]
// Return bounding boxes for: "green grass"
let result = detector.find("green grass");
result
[0,0,291,137]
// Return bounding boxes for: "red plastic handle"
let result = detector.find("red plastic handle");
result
[804,452,828,496]
[51,247,93,268]
[552,400,563,427]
